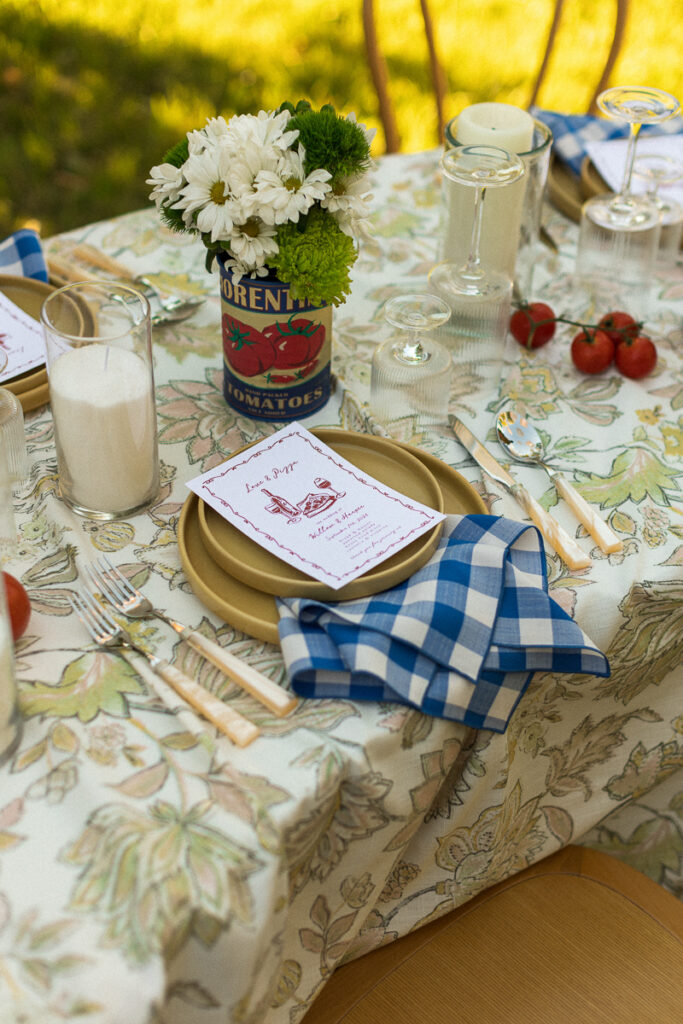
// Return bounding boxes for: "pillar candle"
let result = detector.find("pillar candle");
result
[49,345,157,515]
[443,103,534,278]
[456,102,534,153]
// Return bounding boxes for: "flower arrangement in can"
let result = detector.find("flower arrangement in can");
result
[147,100,374,309]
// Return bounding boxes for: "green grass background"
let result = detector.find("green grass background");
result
[1,0,682,239]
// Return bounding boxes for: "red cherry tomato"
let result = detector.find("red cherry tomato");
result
[509,302,556,349]
[597,310,640,346]
[614,334,657,379]
[570,328,615,375]
[2,571,31,642]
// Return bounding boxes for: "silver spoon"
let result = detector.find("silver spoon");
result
[496,409,623,555]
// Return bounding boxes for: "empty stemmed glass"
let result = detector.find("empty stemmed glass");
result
[370,293,452,429]
[633,152,683,265]
[576,86,680,314]
[429,145,525,355]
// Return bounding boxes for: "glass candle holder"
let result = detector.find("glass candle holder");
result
[41,281,160,520]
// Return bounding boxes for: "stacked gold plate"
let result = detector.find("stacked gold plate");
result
[0,274,96,412]
[178,428,487,644]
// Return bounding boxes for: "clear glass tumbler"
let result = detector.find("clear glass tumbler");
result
[370,294,452,429]
[41,281,160,520]
[0,455,22,766]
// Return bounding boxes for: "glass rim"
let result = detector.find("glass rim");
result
[40,279,150,344]
[444,115,553,158]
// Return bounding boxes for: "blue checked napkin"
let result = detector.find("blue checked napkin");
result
[277,515,609,733]
[0,229,49,282]
[532,106,683,177]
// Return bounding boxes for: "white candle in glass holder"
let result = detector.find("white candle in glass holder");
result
[456,102,534,152]
[444,103,534,278]
[49,345,157,515]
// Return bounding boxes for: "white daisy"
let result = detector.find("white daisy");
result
[229,217,279,270]
[146,162,184,209]
[255,146,332,224]
[321,173,373,236]
[227,109,299,153]
[345,111,377,149]
[173,148,243,242]
[187,115,231,155]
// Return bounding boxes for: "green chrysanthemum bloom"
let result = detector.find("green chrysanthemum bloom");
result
[272,206,357,307]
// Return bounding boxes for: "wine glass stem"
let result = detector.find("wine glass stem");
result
[620,122,642,197]
[461,184,486,280]
[399,332,427,363]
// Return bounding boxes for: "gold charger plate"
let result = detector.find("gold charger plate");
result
[178,437,487,645]
[0,275,96,411]
[197,428,445,601]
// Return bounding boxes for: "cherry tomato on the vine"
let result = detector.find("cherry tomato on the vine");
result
[614,334,657,379]
[2,571,31,642]
[570,328,615,375]
[509,302,556,349]
[597,310,640,347]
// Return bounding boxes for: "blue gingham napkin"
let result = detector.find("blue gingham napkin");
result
[277,515,609,733]
[532,106,683,177]
[0,229,49,282]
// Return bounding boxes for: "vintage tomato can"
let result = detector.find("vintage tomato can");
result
[218,257,332,422]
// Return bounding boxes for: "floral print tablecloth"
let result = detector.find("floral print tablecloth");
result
[1,149,682,1024]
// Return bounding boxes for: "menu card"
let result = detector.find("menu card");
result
[187,423,445,589]
[0,293,45,381]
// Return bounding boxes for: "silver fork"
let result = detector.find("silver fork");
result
[70,588,260,747]
[84,556,296,718]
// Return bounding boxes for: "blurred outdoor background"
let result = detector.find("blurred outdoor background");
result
[2,0,682,239]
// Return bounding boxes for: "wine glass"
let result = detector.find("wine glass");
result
[576,87,680,315]
[370,293,452,429]
[633,152,683,265]
[429,145,525,354]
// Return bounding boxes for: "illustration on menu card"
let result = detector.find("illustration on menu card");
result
[186,422,445,589]
[263,477,346,523]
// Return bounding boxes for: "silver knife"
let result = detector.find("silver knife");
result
[449,414,591,570]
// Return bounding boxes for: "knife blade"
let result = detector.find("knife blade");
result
[448,415,591,570]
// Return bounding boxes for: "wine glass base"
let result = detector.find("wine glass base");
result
[429,263,512,353]
[370,339,452,427]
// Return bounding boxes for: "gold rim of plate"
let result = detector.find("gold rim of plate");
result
[178,432,487,645]
[197,428,445,601]
[0,274,97,411]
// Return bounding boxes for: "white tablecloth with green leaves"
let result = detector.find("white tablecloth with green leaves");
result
[2,149,682,1024]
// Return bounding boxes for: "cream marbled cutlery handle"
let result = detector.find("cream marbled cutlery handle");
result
[179,627,297,717]
[153,658,260,746]
[550,471,623,554]
[510,483,591,570]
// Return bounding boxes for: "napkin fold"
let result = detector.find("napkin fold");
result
[277,515,609,733]
[0,229,49,282]
[532,106,683,177]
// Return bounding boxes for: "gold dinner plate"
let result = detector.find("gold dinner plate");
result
[0,275,96,411]
[197,428,445,601]
[179,437,487,645]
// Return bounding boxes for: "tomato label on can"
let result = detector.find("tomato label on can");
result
[219,258,332,422]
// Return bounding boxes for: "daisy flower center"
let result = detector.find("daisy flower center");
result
[210,180,228,205]
[284,176,303,193]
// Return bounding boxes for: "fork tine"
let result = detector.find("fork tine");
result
[85,556,131,608]
[100,555,138,599]
[75,587,119,633]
